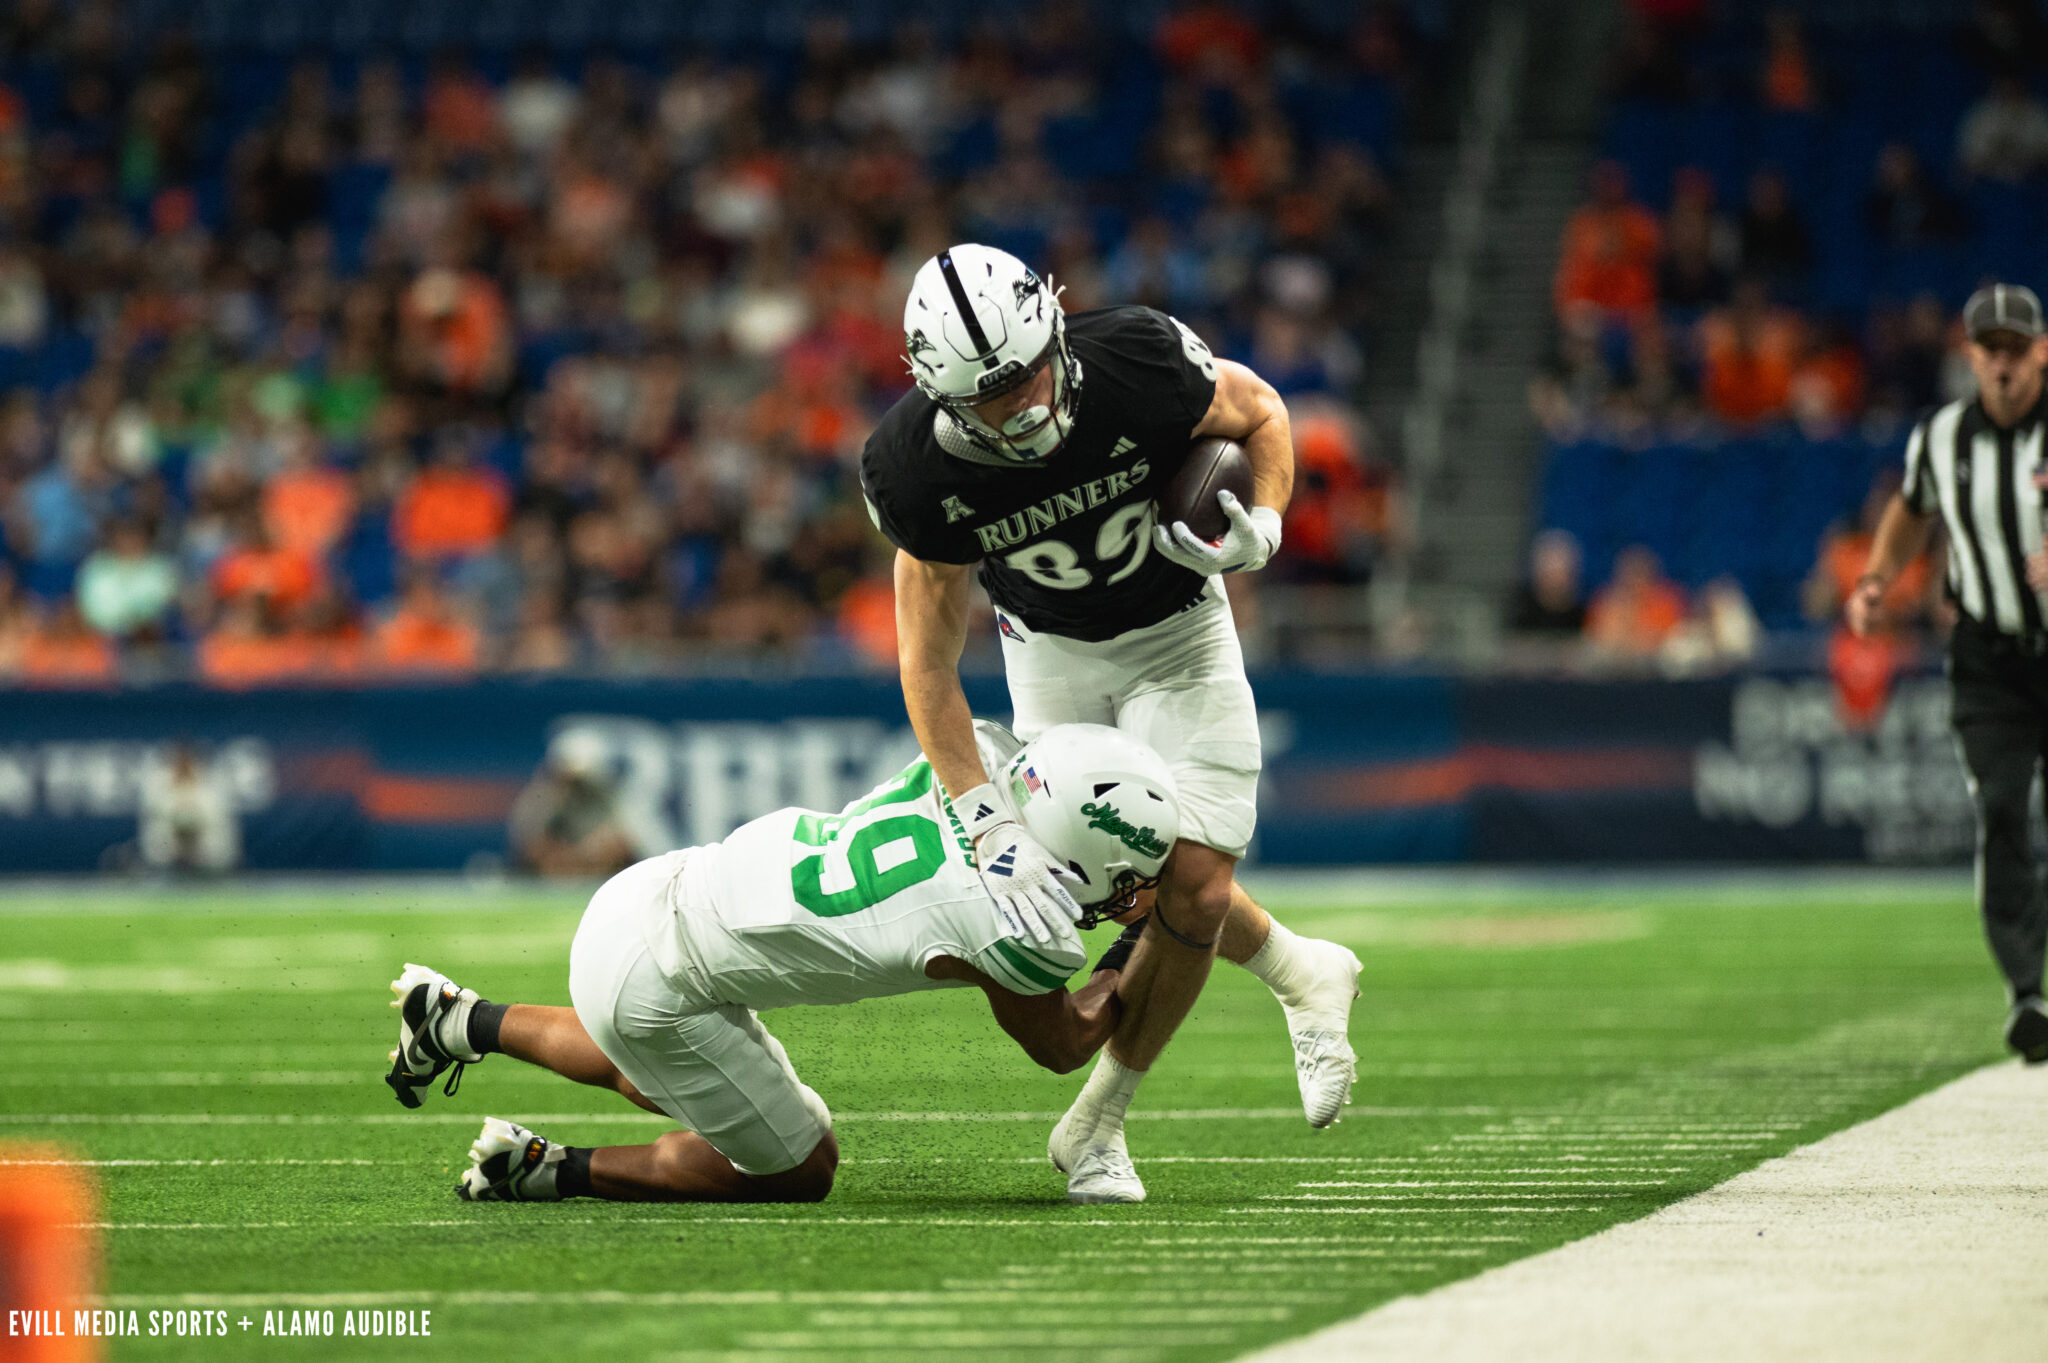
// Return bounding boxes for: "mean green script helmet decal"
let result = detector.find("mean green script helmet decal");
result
[1079,801,1170,859]
[992,723,1181,911]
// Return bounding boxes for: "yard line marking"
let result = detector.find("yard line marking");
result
[1294,1181,1669,1189]
[77,1216,1305,1230]
[1224,1207,1601,1216]
[1260,1193,1642,1202]
[1127,1236,1530,1246]
[99,1289,1321,1308]
[0,1107,1509,1126]
[0,1071,362,1086]
[0,1158,393,1167]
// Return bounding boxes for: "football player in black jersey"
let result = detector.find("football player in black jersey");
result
[861,244,1363,1203]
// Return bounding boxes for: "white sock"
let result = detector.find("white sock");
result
[433,990,483,1063]
[1239,919,1316,1011]
[1072,1053,1145,1138]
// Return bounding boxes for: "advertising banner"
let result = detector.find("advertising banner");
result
[0,670,1972,871]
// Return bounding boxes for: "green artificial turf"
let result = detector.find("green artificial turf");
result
[0,872,2002,1362]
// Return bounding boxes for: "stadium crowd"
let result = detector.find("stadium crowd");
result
[0,0,1412,686]
[1522,0,2048,660]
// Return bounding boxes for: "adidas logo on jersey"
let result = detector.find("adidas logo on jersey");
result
[1110,436,1136,458]
[942,496,975,523]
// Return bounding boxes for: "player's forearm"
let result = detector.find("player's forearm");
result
[1862,494,1933,586]
[1242,402,1294,514]
[895,552,987,803]
[983,976,1122,1074]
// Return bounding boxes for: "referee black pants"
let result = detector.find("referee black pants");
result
[1950,618,2048,1002]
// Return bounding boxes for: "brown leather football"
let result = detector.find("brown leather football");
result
[1156,437,1253,542]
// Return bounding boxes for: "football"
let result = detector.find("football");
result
[1157,437,1254,542]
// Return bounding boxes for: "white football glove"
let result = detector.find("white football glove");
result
[956,782,1083,947]
[1153,489,1283,575]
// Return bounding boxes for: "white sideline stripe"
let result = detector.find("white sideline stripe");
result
[0,1107,1497,1126]
[1240,1061,2048,1363]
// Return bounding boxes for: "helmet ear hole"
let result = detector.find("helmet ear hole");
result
[1066,860,1092,884]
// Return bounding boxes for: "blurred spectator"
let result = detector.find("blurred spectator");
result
[1661,576,1762,669]
[1759,11,1817,112]
[1958,75,2048,181]
[1586,546,1687,656]
[1960,0,2047,79]
[1804,474,1935,631]
[392,437,509,562]
[422,54,499,158]
[501,52,580,158]
[1276,408,1402,585]
[398,266,511,398]
[75,518,175,638]
[375,573,481,675]
[508,729,640,876]
[1738,168,1813,287]
[136,745,240,873]
[263,440,356,558]
[1507,529,1587,636]
[1104,216,1210,316]
[1658,168,1734,314]
[211,514,322,620]
[1865,143,1967,247]
[198,599,312,687]
[1555,162,1662,325]
[0,9,1406,684]
[1698,279,1804,425]
[20,600,115,685]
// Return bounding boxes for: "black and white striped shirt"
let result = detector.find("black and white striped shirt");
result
[1902,393,2048,637]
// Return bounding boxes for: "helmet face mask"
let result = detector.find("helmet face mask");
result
[905,245,1083,465]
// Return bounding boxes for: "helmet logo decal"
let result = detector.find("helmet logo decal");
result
[1078,801,1171,859]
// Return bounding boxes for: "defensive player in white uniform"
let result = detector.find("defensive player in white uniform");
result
[862,244,1363,1201]
[383,722,1179,1203]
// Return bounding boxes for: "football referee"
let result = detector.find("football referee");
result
[1849,283,2048,1062]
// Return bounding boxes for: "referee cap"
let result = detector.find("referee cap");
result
[1964,283,2045,340]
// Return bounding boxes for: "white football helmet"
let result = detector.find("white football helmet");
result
[903,243,1082,464]
[996,723,1180,921]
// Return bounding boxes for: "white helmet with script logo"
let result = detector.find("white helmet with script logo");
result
[996,723,1180,920]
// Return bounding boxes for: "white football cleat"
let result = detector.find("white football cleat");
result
[1283,940,1362,1128]
[1049,1109,1146,1204]
[457,1117,566,1202]
[385,962,482,1110]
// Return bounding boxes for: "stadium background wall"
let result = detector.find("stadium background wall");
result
[0,670,1974,871]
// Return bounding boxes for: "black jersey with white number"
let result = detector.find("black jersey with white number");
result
[860,304,1219,642]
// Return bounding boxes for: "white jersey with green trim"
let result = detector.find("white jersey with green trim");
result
[670,723,1082,1009]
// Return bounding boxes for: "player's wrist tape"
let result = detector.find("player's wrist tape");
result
[954,782,1009,847]
[1249,505,1283,551]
